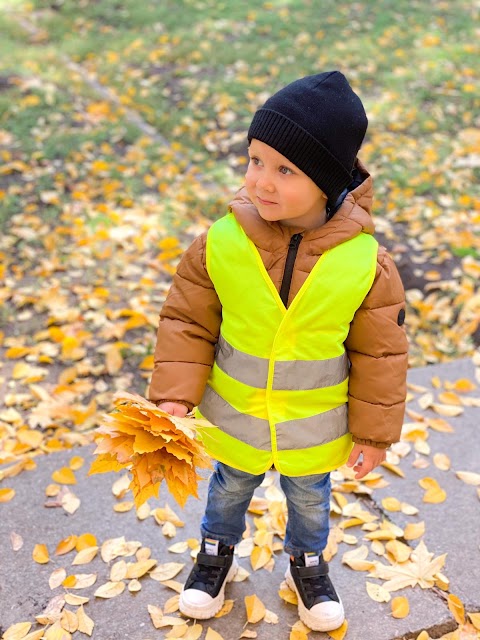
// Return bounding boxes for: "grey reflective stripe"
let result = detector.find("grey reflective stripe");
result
[215,335,269,388]
[200,386,348,453]
[275,404,348,451]
[273,352,348,390]
[215,335,348,391]
[199,385,272,450]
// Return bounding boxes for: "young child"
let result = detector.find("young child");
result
[149,71,408,632]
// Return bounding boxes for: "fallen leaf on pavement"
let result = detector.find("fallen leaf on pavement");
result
[245,594,266,623]
[391,595,410,618]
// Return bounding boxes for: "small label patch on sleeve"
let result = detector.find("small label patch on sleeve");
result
[397,308,406,326]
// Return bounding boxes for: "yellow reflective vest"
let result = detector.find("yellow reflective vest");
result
[196,213,378,476]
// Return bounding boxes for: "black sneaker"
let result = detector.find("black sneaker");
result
[285,553,344,631]
[179,538,238,619]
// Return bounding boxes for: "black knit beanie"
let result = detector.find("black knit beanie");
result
[247,71,368,206]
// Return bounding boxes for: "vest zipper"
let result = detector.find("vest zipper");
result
[279,233,303,307]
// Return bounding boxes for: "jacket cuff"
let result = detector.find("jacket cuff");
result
[351,436,391,449]
[154,399,194,412]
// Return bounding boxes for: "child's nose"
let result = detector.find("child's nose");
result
[256,172,275,192]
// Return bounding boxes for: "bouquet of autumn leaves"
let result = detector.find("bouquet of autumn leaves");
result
[89,392,212,509]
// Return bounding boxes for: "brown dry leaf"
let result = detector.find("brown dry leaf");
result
[391,596,410,619]
[404,521,426,540]
[150,562,185,582]
[77,605,94,636]
[205,629,224,640]
[2,622,32,639]
[72,546,98,565]
[327,620,348,639]
[366,581,391,602]
[0,487,15,502]
[214,599,234,617]
[94,580,126,598]
[56,535,78,556]
[448,594,466,624]
[456,471,480,486]
[245,594,266,623]
[33,543,49,564]
[51,467,76,485]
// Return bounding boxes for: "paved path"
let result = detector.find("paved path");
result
[1,358,479,640]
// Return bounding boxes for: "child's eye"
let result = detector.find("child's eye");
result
[249,156,262,166]
[279,166,293,175]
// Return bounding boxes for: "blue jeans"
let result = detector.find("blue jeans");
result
[200,461,331,557]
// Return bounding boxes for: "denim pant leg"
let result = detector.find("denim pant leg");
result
[280,472,331,557]
[201,461,265,546]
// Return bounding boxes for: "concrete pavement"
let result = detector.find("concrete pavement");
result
[1,358,479,640]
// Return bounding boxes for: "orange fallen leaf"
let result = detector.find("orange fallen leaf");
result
[33,543,49,564]
[391,596,410,618]
[327,620,348,639]
[0,487,15,502]
[51,467,76,485]
[76,533,97,551]
[448,593,465,624]
[56,535,78,556]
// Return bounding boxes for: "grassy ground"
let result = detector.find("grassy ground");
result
[0,0,479,366]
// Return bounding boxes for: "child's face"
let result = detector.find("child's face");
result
[245,139,328,229]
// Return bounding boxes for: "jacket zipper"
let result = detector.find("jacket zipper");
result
[279,233,303,308]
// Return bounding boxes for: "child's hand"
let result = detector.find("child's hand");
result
[346,443,387,480]
[157,402,189,418]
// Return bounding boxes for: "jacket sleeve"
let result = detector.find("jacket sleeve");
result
[345,246,408,448]
[148,231,222,409]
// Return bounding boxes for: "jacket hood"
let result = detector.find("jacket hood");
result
[228,159,375,255]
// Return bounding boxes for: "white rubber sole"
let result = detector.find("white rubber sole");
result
[285,567,345,632]
[179,557,238,620]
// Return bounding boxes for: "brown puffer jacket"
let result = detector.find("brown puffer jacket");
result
[149,162,408,449]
